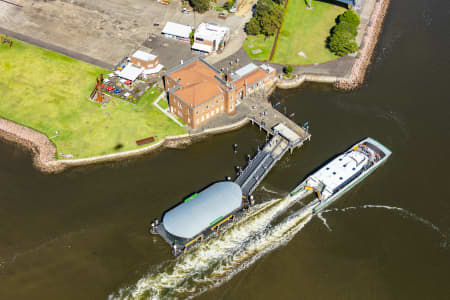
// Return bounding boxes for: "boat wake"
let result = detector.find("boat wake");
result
[319,204,448,248]
[110,190,313,300]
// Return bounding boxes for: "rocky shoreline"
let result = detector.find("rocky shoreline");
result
[0,115,249,174]
[335,0,391,90]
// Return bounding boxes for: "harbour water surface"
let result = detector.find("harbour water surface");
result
[1,0,449,299]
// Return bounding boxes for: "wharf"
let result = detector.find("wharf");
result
[243,89,311,151]
[235,90,311,196]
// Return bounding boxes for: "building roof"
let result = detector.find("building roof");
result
[260,64,275,74]
[234,63,259,78]
[234,68,270,90]
[115,64,143,81]
[162,182,243,239]
[143,64,164,75]
[194,23,229,42]
[132,50,157,62]
[162,22,193,39]
[192,42,213,53]
[169,59,225,106]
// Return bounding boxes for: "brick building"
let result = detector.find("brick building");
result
[164,57,276,129]
[131,50,160,69]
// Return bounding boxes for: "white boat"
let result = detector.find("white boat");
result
[291,137,392,214]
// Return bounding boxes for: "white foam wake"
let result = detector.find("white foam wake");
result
[110,190,313,300]
[321,204,448,248]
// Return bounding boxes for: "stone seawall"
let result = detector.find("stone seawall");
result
[336,0,391,90]
[0,115,250,173]
[277,74,341,89]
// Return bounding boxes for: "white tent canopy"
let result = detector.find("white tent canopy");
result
[162,22,193,39]
[115,64,143,81]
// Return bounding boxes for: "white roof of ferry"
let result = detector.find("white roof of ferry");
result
[312,150,368,192]
[162,182,242,239]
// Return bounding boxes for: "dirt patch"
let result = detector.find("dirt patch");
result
[236,0,258,17]
[0,0,247,66]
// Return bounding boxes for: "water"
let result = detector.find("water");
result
[1,0,450,299]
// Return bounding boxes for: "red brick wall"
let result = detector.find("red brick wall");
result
[131,57,159,69]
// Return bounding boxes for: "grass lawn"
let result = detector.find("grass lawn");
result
[157,97,169,110]
[273,0,346,65]
[243,35,275,61]
[0,39,186,159]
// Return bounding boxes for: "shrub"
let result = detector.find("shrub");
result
[328,31,358,56]
[223,0,232,11]
[190,0,210,13]
[284,64,293,74]
[327,9,359,56]
[333,21,357,38]
[339,10,360,27]
[189,31,194,45]
[246,17,261,35]
[246,0,284,36]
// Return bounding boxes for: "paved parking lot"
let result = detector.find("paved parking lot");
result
[0,0,247,68]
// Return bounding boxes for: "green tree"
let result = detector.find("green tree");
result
[328,31,358,56]
[333,21,357,38]
[190,0,210,13]
[339,10,360,27]
[189,31,194,45]
[246,17,261,35]
[223,0,232,11]
[255,0,275,18]
[246,0,284,37]
[284,64,293,74]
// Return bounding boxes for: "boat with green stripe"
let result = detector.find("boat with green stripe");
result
[150,181,254,256]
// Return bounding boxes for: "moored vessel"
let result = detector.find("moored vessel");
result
[150,181,253,256]
[291,137,392,214]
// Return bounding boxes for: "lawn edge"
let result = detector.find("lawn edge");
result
[0,115,249,174]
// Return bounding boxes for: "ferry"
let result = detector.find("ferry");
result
[150,181,254,256]
[290,137,392,214]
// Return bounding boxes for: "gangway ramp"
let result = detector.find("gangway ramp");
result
[235,134,289,196]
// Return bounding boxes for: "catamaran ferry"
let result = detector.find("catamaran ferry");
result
[291,137,392,214]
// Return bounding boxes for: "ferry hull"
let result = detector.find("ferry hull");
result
[292,137,392,215]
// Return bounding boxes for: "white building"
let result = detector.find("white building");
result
[161,22,193,42]
[192,23,230,54]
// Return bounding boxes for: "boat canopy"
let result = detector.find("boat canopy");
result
[162,182,242,239]
[311,150,368,193]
